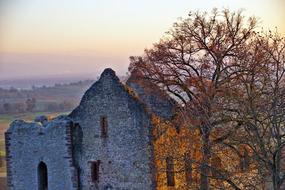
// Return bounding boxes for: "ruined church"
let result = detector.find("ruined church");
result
[5,68,177,190]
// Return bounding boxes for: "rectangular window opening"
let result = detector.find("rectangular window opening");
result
[166,156,175,187]
[101,116,108,138]
[240,148,250,172]
[184,153,193,185]
[91,161,100,183]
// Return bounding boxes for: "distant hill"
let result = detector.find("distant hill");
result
[0,80,94,114]
[0,75,98,90]
[0,75,129,114]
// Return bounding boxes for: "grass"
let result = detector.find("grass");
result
[0,139,5,157]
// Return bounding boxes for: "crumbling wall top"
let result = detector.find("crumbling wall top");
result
[7,115,72,134]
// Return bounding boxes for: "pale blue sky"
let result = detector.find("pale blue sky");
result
[0,0,284,79]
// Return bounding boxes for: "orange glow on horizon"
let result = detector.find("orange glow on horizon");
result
[0,0,284,79]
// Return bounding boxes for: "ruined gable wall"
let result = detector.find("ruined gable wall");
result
[126,77,176,120]
[5,117,78,190]
[69,68,155,190]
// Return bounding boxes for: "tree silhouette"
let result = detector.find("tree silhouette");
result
[129,8,260,190]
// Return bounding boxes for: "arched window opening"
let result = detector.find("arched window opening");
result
[38,161,48,190]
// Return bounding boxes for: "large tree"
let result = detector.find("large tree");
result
[129,9,257,190]
[233,31,285,190]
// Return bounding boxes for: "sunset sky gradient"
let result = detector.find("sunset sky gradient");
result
[0,0,284,79]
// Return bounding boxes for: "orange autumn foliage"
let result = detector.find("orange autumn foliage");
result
[151,114,260,190]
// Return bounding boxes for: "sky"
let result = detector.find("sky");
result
[0,0,284,80]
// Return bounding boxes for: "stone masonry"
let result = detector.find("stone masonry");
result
[5,116,78,190]
[5,68,175,190]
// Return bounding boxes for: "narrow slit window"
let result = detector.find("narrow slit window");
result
[166,156,175,186]
[184,153,192,184]
[101,116,108,138]
[91,161,100,183]
[211,154,222,178]
[240,148,250,171]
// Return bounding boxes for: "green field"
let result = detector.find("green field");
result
[0,111,69,178]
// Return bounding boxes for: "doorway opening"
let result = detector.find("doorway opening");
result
[38,161,48,190]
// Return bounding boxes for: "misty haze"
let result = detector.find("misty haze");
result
[0,1,285,190]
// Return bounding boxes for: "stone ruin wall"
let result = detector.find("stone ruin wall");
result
[69,69,156,190]
[5,116,78,190]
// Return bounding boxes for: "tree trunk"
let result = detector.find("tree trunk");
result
[272,164,281,190]
[272,177,280,190]
[200,127,211,190]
